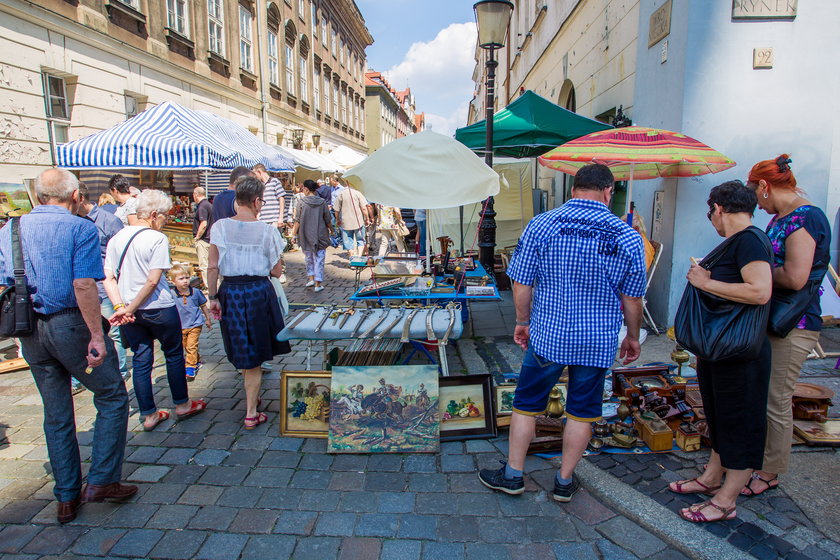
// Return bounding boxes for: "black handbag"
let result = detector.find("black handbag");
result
[767,273,823,338]
[674,227,771,362]
[0,218,36,337]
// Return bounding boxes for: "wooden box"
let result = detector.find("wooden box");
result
[675,423,701,452]
[633,412,673,451]
[612,365,684,401]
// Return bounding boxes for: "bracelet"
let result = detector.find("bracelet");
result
[515,320,530,326]
[208,294,218,300]
[113,303,126,311]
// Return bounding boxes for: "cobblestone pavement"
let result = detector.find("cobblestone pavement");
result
[0,246,837,559]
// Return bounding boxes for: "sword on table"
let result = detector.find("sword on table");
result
[374,305,406,340]
[287,307,315,329]
[401,306,423,343]
[314,305,336,334]
[338,303,357,330]
[360,307,392,339]
[350,308,375,338]
[439,302,459,346]
[425,306,438,341]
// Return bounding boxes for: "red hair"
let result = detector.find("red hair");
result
[748,154,802,194]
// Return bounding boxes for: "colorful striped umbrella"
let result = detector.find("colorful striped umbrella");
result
[538,126,735,212]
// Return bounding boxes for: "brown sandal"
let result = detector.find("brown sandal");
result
[669,478,721,496]
[740,472,779,497]
[680,500,736,523]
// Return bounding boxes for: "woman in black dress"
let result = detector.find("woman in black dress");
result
[206,176,291,429]
[668,181,773,522]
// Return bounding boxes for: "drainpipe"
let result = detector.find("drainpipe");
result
[255,0,270,143]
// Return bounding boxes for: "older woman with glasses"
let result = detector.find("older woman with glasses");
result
[207,176,291,429]
[105,189,207,431]
[668,180,773,523]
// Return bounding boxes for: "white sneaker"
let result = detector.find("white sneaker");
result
[314,286,324,292]
[279,274,287,283]
[305,280,315,287]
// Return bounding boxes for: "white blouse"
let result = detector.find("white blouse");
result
[210,218,285,277]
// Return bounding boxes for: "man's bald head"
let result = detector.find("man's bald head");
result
[36,168,78,202]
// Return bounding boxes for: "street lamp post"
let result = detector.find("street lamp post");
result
[474,0,513,275]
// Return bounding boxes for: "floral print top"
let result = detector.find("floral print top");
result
[765,205,831,331]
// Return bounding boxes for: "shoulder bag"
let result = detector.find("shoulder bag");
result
[767,272,824,338]
[0,218,36,337]
[674,227,771,362]
[114,228,150,281]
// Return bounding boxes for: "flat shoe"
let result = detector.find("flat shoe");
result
[669,477,721,496]
[142,410,170,431]
[244,412,268,430]
[680,499,736,523]
[82,482,138,503]
[57,497,81,523]
[305,280,315,287]
[176,399,207,421]
[741,472,779,497]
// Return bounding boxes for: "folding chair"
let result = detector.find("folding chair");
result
[642,240,663,335]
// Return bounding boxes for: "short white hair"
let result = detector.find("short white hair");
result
[135,189,172,219]
[35,168,78,202]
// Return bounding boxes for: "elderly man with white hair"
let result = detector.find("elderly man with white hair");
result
[0,168,134,523]
[104,189,207,432]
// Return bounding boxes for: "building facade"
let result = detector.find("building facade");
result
[364,71,421,153]
[0,0,372,184]
[470,0,839,327]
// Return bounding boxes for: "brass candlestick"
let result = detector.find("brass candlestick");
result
[671,344,690,382]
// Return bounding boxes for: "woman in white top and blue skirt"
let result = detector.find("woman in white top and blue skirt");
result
[207,176,291,429]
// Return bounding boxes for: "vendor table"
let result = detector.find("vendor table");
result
[277,304,463,375]
[349,261,501,303]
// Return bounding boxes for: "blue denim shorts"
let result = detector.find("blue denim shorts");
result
[512,347,607,422]
[341,227,366,250]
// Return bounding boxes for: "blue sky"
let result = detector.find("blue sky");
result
[356,0,478,136]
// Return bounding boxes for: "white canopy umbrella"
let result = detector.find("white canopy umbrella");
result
[326,145,367,168]
[343,130,500,208]
[276,146,344,173]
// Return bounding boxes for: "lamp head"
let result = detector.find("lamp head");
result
[474,0,514,49]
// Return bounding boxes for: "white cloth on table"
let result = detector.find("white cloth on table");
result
[211,218,286,277]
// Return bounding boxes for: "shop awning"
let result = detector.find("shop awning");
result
[325,145,367,168]
[455,90,613,158]
[276,146,344,173]
[56,101,294,172]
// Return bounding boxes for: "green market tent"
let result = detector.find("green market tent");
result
[455,90,613,158]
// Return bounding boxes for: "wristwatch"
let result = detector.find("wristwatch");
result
[515,320,530,326]
[208,294,218,300]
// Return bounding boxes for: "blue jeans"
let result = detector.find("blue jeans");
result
[120,306,189,417]
[20,309,129,502]
[101,296,128,376]
[341,227,366,250]
[417,219,427,256]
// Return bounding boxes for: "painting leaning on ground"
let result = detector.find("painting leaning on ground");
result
[328,365,440,453]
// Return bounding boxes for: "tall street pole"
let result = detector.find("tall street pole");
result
[477,46,497,274]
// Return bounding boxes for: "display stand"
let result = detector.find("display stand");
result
[277,305,464,375]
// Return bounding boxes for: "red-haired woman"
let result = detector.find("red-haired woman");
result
[743,155,831,496]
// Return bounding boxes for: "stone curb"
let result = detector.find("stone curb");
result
[568,458,752,560]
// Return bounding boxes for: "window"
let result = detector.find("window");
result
[311,3,317,39]
[43,74,70,144]
[341,89,347,124]
[116,0,140,9]
[299,54,308,104]
[167,0,189,36]
[331,28,336,57]
[353,98,359,130]
[332,81,338,119]
[324,73,331,115]
[125,95,139,119]
[299,0,305,17]
[321,15,328,44]
[208,0,224,56]
[313,67,320,112]
[239,6,253,71]
[285,44,295,95]
[339,38,345,65]
[268,30,279,85]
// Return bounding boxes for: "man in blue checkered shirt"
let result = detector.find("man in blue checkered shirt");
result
[479,164,646,502]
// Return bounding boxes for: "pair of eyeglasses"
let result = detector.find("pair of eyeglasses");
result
[706,209,713,221]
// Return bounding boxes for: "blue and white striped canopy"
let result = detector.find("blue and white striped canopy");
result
[56,101,294,172]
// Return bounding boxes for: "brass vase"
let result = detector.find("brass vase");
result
[617,397,631,421]
[545,386,565,418]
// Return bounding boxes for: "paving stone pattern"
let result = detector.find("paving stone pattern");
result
[0,247,835,558]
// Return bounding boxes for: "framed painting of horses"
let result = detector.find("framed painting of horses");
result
[439,374,497,442]
[328,365,440,453]
[280,371,332,438]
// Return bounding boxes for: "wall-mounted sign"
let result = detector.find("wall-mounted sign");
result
[753,47,774,68]
[733,0,797,19]
[648,0,672,48]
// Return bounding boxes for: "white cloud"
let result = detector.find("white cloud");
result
[383,22,476,136]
